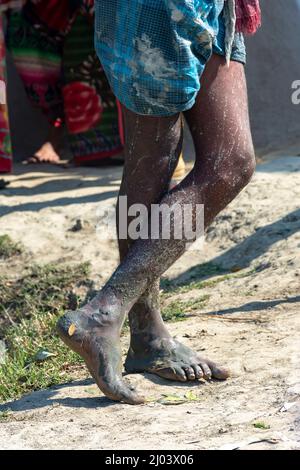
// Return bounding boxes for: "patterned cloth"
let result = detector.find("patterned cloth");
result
[0,0,123,172]
[62,10,123,163]
[95,0,246,117]
[0,14,12,173]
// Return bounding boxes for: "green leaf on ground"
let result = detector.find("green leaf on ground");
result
[253,421,271,430]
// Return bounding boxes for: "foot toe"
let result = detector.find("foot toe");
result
[207,361,230,380]
[91,369,145,405]
[104,383,145,405]
[199,362,212,380]
[118,388,145,405]
[191,364,203,380]
[183,366,196,381]
[57,311,81,339]
[153,366,187,382]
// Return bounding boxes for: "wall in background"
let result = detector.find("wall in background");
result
[246,0,300,154]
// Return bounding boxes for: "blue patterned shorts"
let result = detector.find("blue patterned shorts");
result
[94,0,246,116]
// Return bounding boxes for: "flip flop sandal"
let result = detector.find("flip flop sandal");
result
[22,155,43,165]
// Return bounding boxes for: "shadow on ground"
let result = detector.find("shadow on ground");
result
[0,164,123,216]
[202,295,300,316]
[0,379,116,413]
[174,208,300,286]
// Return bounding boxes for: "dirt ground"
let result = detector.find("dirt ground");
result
[0,155,299,450]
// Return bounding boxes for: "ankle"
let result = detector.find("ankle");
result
[84,289,125,329]
[129,331,172,355]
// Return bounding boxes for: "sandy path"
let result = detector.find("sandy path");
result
[0,156,299,450]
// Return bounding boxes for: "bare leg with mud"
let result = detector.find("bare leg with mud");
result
[119,108,228,382]
[57,55,256,403]
[122,55,255,382]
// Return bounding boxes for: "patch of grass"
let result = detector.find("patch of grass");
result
[0,263,91,403]
[183,262,226,280]
[161,301,187,322]
[0,257,252,404]
[160,262,224,294]
[253,421,270,430]
[161,263,256,298]
[0,262,91,331]
[162,295,210,322]
[122,292,210,329]
[184,269,255,292]
[0,409,12,421]
[0,235,22,259]
[0,312,84,404]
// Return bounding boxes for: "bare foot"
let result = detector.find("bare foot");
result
[23,124,64,165]
[125,334,229,382]
[23,142,61,165]
[57,308,145,405]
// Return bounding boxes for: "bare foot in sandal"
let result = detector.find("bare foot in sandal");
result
[23,124,63,165]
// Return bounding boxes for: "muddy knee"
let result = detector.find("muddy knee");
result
[214,149,256,197]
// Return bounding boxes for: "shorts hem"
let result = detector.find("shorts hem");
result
[212,50,246,65]
[113,93,197,117]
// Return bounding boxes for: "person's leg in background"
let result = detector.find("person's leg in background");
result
[57,53,255,403]
[5,2,67,164]
[6,0,126,167]
[5,0,122,166]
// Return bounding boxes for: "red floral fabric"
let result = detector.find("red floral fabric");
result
[63,81,103,134]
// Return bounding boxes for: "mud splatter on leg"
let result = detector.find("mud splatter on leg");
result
[57,55,255,401]
[122,55,254,383]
